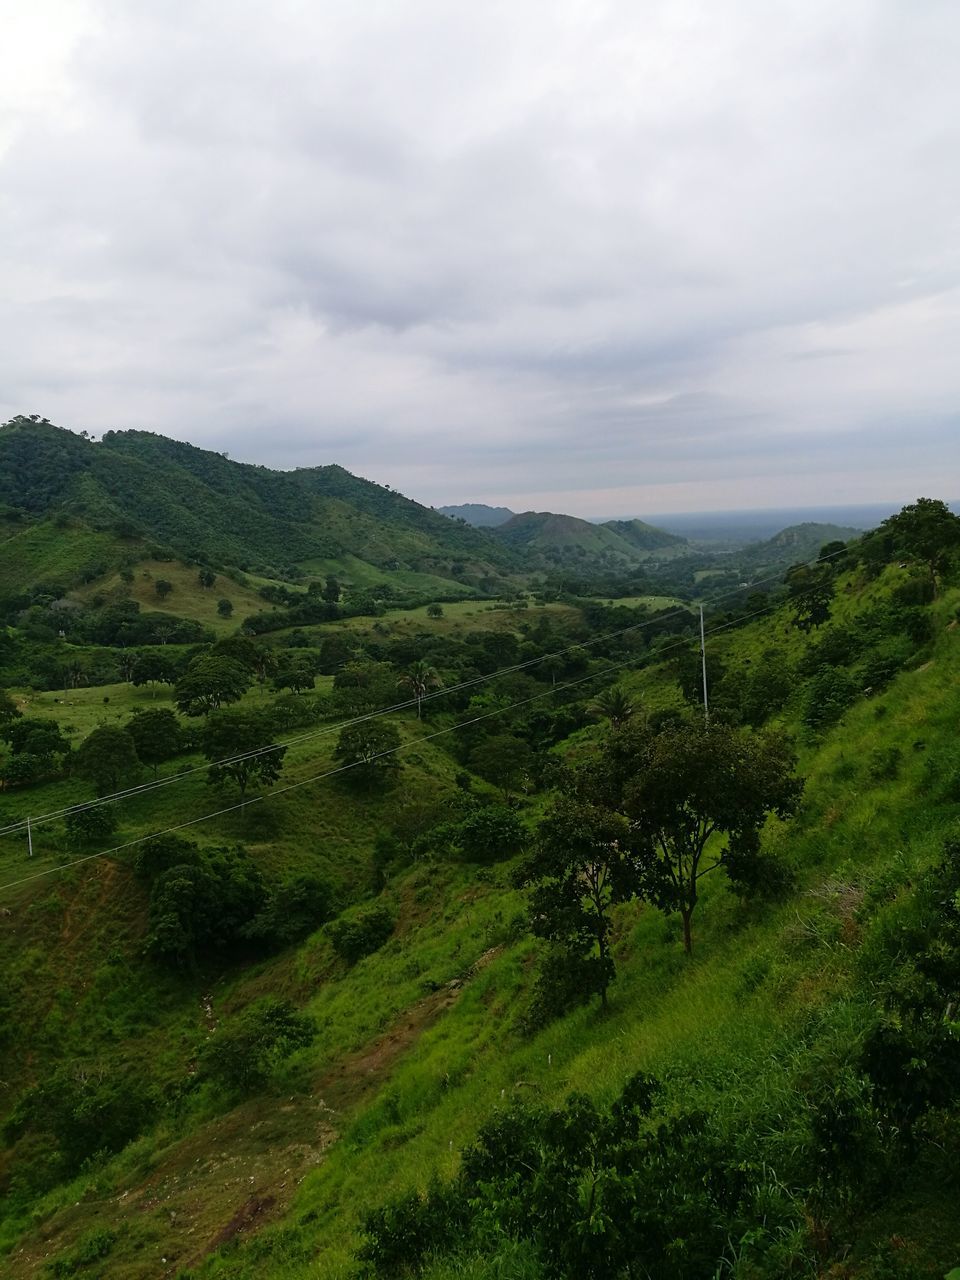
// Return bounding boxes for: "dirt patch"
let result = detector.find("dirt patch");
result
[205,1193,276,1252]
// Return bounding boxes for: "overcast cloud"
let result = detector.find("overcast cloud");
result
[1,0,958,515]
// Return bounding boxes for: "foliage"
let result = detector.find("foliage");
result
[64,804,118,850]
[334,720,403,788]
[879,497,960,591]
[72,724,140,795]
[786,561,835,631]
[517,796,639,1007]
[454,804,526,863]
[469,733,533,799]
[246,874,335,945]
[196,998,315,1096]
[127,707,183,774]
[328,905,395,964]
[202,708,287,797]
[4,1062,155,1175]
[589,683,636,729]
[359,1074,767,1280]
[621,722,803,951]
[175,654,252,715]
[136,838,266,968]
[397,659,443,718]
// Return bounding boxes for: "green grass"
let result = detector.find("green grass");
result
[2,572,959,1278]
[71,559,269,634]
[0,520,131,594]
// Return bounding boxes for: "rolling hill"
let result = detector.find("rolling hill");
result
[0,417,517,591]
[491,509,687,567]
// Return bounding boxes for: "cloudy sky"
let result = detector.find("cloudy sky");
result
[2,1,958,516]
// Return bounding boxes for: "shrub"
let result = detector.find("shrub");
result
[327,905,394,964]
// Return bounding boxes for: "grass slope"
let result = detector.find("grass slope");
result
[0,574,958,1278]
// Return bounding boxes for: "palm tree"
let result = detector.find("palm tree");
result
[398,659,443,719]
[590,684,636,731]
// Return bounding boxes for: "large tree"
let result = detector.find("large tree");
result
[516,796,640,1009]
[73,724,141,796]
[397,659,442,719]
[201,709,287,797]
[127,708,182,776]
[175,655,251,716]
[333,720,402,789]
[622,721,803,953]
[880,497,960,594]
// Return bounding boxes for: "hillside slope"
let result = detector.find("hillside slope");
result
[0,417,515,587]
[2,499,959,1278]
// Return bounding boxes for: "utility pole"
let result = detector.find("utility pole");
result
[26,814,33,858]
[699,605,709,724]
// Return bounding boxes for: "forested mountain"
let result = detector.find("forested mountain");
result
[492,509,687,567]
[0,417,515,586]
[437,502,516,527]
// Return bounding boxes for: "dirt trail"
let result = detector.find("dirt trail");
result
[12,947,502,1278]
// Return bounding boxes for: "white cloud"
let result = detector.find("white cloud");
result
[2,0,958,513]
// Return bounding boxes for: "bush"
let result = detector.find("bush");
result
[64,805,117,850]
[328,905,394,964]
[197,998,315,1096]
[454,804,526,864]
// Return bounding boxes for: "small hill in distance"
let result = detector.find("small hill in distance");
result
[491,509,686,568]
[437,502,516,527]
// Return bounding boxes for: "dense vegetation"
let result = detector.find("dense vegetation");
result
[0,423,958,1278]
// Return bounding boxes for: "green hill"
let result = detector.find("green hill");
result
[437,503,516,527]
[0,417,516,590]
[493,510,687,568]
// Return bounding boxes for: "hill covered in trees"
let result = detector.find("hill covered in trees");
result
[491,509,687,568]
[0,417,517,590]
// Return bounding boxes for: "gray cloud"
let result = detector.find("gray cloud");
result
[2,0,959,515]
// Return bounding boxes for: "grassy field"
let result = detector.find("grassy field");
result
[299,555,481,600]
[0,520,132,594]
[71,559,270,635]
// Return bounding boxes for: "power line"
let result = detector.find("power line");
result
[0,594,798,896]
[0,546,844,841]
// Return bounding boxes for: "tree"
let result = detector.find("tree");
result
[322,575,342,603]
[880,497,960,594]
[246,874,335,946]
[426,603,444,618]
[154,579,173,601]
[73,725,140,796]
[175,655,251,716]
[589,684,636,730]
[397,659,442,719]
[785,563,835,632]
[131,650,178,695]
[621,722,803,952]
[3,717,70,763]
[455,804,526,863]
[470,733,532,800]
[196,997,314,1095]
[127,708,182,776]
[0,689,20,730]
[202,709,287,797]
[216,597,233,618]
[64,805,117,850]
[333,720,403,789]
[516,796,640,1008]
[142,842,265,968]
[272,655,316,695]
[198,568,217,589]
